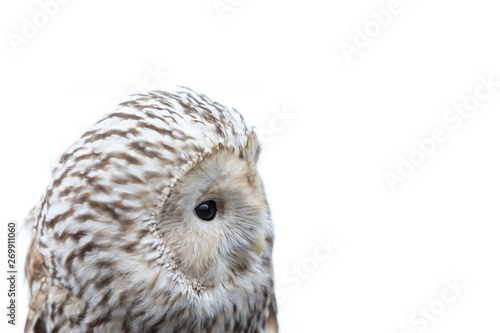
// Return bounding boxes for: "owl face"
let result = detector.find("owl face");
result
[159,148,271,286]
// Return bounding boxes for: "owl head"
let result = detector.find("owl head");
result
[33,88,275,317]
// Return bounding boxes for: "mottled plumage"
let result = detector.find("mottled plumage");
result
[25,88,278,332]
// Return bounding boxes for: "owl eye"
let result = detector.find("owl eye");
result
[194,200,217,221]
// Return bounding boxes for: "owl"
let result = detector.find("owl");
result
[24,88,278,333]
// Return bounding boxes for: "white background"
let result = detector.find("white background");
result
[1,0,500,332]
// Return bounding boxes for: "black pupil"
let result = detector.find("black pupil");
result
[195,200,217,221]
